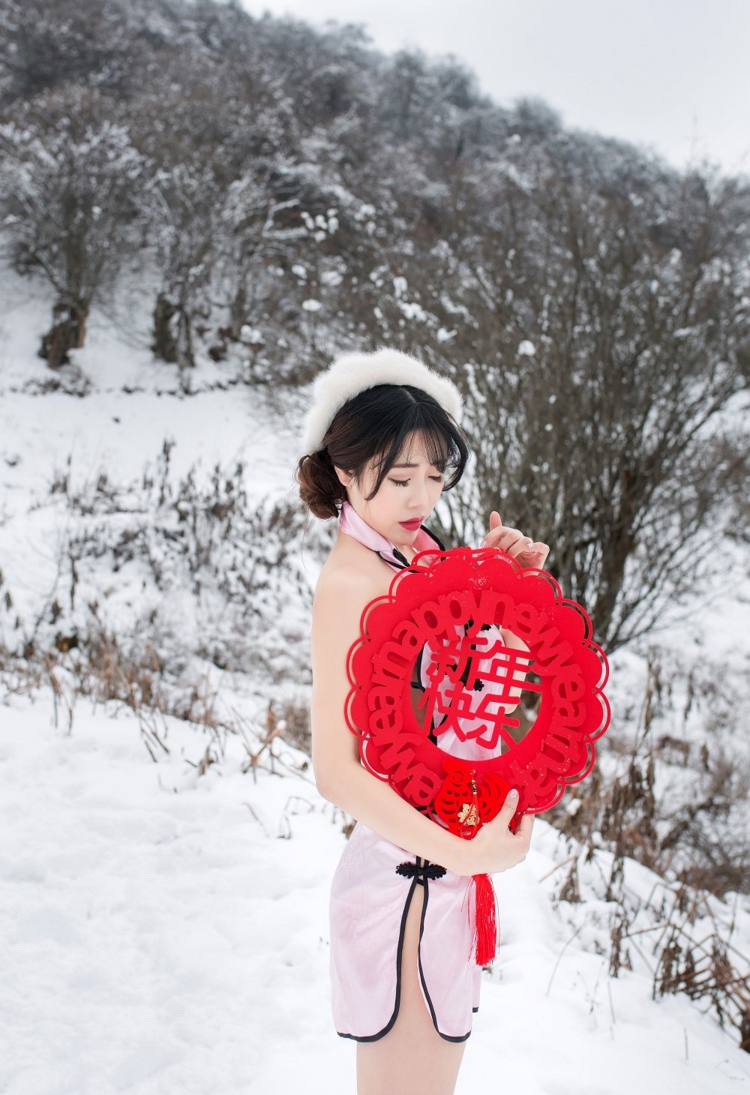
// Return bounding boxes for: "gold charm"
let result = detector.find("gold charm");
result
[458,802,479,826]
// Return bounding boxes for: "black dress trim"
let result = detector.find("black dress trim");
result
[336,857,473,1044]
[336,874,418,1043]
[416,867,472,1043]
[376,523,446,572]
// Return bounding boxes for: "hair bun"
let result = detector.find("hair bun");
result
[296,450,345,520]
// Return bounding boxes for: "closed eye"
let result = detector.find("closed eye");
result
[389,474,444,487]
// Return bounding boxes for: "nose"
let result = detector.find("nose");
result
[408,477,430,510]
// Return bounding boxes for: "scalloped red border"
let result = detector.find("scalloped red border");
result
[346,547,610,824]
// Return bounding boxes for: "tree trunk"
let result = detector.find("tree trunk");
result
[175,308,194,370]
[229,283,248,341]
[152,294,194,368]
[152,293,178,363]
[39,301,88,369]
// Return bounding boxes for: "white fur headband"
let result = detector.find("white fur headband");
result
[301,348,463,453]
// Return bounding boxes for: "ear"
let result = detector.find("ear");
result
[334,465,352,488]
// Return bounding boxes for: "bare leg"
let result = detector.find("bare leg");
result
[356,883,466,1095]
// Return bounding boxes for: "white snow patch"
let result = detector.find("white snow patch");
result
[1,701,748,1094]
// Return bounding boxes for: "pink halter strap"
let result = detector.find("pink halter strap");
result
[339,501,443,570]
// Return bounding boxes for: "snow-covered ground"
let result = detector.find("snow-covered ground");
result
[2,697,749,1095]
[0,271,299,510]
[2,273,750,1093]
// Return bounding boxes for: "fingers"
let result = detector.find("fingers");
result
[517,541,550,566]
[496,791,533,848]
[473,795,533,873]
[519,540,549,556]
[496,787,520,826]
[482,524,529,555]
[504,804,533,861]
[508,535,534,558]
[479,521,525,551]
[515,812,535,849]
[482,519,549,567]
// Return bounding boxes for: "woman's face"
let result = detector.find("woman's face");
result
[337,431,446,549]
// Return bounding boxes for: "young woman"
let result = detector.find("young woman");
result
[297,349,549,1095]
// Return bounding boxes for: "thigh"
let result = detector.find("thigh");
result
[356,882,466,1095]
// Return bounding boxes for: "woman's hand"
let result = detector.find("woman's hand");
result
[481,510,550,569]
[463,789,534,875]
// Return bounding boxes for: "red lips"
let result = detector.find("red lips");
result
[399,518,424,532]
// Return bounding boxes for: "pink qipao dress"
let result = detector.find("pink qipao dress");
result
[329,505,506,1042]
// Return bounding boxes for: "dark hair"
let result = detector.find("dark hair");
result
[297,383,469,519]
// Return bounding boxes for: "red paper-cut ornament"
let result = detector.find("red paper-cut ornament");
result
[345,546,610,963]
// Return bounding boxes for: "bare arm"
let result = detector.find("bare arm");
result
[311,568,532,876]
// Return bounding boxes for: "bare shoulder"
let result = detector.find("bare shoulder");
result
[314,540,390,632]
[315,560,382,619]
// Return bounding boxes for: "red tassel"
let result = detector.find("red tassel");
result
[472,873,498,966]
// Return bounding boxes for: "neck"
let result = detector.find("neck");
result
[338,501,440,570]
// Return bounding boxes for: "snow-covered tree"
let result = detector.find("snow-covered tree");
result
[427,142,750,648]
[0,88,143,367]
[0,0,747,646]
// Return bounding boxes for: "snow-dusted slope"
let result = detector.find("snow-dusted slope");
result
[2,698,749,1095]
[0,273,298,509]
[1,274,749,1093]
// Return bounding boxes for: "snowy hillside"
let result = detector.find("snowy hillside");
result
[1,270,750,1094]
[3,696,750,1095]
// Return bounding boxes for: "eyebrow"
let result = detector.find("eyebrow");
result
[391,461,445,470]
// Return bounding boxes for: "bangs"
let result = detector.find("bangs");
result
[365,386,468,498]
[323,381,470,505]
